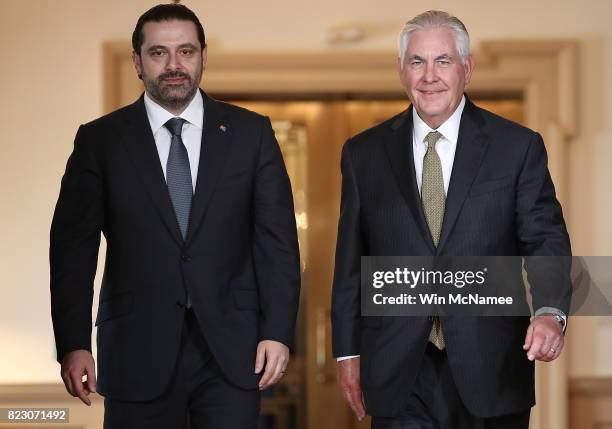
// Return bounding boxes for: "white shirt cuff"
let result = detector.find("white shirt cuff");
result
[336,355,360,362]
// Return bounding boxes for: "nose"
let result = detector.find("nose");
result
[165,51,183,71]
[423,61,437,83]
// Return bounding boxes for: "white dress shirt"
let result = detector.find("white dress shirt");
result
[143,91,204,192]
[412,96,465,196]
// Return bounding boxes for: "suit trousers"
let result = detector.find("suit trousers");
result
[103,308,260,429]
[371,343,530,429]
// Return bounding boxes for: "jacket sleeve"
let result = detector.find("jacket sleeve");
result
[50,125,104,363]
[252,116,301,349]
[331,140,363,357]
[516,132,572,316]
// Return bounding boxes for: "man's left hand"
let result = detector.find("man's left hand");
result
[523,315,564,362]
[255,340,289,390]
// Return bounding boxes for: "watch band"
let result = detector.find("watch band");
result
[534,307,567,334]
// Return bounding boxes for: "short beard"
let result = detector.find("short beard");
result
[143,68,202,113]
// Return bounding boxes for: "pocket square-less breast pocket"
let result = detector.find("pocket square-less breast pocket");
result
[469,176,512,198]
[217,168,251,188]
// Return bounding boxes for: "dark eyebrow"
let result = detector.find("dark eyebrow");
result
[147,45,167,53]
[435,54,453,61]
[177,43,199,50]
[146,43,199,53]
[408,55,424,62]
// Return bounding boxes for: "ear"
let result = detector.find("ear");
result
[463,54,475,86]
[132,51,143,80]
[201,45,208,71]
[397,56,408,88]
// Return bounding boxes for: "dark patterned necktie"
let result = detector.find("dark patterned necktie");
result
[422,130,446,349]
[164,118,192,240]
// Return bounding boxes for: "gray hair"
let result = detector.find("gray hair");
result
[398,10,470,68]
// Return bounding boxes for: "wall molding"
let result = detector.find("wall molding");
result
[0,383,101,403]
[570,377,612,428]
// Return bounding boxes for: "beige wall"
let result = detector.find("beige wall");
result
[0,0,610,383]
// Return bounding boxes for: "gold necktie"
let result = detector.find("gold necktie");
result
[421,131,445,247]
[422,131,445,349]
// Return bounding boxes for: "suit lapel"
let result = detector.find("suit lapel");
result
[115,96,184,246]
[185,93,233,245]
[437,99,488,251]
[383,108,436,253]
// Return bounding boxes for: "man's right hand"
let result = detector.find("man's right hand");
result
[337,357,366,420]
[60,350,97,406]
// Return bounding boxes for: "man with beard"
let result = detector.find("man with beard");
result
[50,4,300,428]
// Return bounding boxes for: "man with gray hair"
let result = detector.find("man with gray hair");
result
[332,10,570,428]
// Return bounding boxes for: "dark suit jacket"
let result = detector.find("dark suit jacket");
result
[331,98,571,418]
[50,91,301,401]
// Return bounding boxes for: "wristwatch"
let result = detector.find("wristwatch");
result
[551,313,567,334]
[534,307,567,334]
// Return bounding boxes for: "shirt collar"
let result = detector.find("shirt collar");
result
[143,90,204,134]
[412,95,465,145]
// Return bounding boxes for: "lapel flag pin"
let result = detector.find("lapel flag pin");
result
[219,125,227,132]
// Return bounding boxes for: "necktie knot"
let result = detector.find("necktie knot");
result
[164,117,186,137]
[424,131,442,151]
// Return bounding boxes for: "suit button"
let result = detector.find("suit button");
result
[181,254,191,262]
[176,300,185,308]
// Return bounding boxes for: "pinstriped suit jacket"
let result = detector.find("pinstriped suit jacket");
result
[331,97,571,418]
